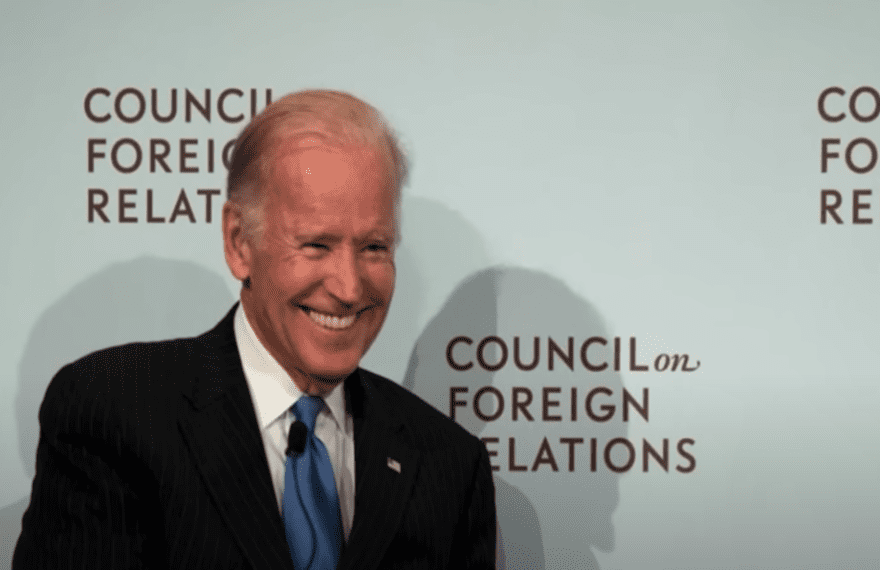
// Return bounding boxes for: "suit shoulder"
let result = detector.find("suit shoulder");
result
[359,369,484,450]
[61,336,197,383]
[68,337,194,374]
[45,337,198,415]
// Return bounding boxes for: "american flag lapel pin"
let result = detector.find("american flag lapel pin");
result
[387,457,401,473]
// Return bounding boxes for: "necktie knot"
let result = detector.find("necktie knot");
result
[292,395,324,432]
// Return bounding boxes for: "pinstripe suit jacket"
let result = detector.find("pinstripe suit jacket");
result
[14,306,496,569]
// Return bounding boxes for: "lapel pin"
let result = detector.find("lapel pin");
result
[387,457,401,473]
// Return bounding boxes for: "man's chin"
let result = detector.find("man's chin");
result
[302,368,356,396]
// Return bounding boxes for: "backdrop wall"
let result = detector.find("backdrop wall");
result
[2,2,878,569]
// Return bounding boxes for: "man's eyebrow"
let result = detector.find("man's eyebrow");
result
[294,232,341,243]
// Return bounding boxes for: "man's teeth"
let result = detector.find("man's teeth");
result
[306,309,356,330]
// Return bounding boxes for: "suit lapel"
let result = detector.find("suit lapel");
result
[177,306,295,570]
[338,371,421,570]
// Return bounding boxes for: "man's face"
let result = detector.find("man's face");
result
[239,142,396,394]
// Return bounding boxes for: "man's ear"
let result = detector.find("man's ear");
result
[222,201,253,282]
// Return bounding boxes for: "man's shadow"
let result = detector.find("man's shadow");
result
[404,267,627,570]
[0,256,235,569]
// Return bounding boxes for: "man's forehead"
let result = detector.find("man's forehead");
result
[270,138,380,173]
[267,141,383,201]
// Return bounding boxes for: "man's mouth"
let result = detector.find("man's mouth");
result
[302,307,357,330]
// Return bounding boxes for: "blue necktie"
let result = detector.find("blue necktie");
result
[283,396,342,570]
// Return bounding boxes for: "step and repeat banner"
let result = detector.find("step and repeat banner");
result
[2,2,878,569]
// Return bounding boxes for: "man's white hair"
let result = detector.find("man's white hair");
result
[226,89,408,242]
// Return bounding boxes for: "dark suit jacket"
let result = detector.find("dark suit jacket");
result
[14,306,496,569]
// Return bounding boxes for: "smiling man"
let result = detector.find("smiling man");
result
[14,90,496,570]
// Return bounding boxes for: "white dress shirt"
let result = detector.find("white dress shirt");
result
[233,304,356,541]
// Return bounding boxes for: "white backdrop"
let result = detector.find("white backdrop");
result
[2,2,879,568]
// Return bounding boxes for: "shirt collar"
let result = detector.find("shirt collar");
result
[233,303,346,429]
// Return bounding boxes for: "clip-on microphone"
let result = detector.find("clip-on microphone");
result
[286,420,307,456]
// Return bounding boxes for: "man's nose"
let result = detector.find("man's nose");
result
[324,248,363,304]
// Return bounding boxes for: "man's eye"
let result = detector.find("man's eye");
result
[365,243,388,252]
[304,243,328,250]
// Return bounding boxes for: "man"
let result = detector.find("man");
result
[14,90,496,569]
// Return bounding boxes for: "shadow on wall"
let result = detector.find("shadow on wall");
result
[404,267,626,570]
[0,256,234,569]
